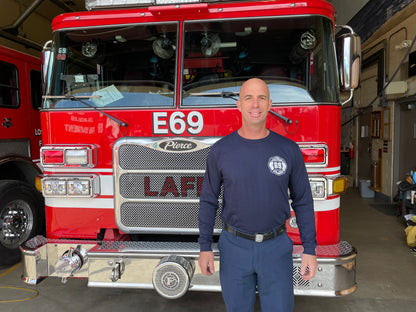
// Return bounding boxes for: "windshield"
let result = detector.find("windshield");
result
[182,16,338,106]
[43,16,338,109]
[44,24,177,109]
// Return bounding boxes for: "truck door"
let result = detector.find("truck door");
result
[0,58,30,158]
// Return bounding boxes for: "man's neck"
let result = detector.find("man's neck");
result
[238,126,269,140]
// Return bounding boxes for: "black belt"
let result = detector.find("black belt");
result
[223,223,286,243]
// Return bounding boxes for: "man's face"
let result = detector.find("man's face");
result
[237,79,272,127]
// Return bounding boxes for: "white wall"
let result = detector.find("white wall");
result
[358,1,416,198]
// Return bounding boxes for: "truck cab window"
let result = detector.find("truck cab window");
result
[181,16,338,106]
[0,61,19,108]
[44,24,178,109]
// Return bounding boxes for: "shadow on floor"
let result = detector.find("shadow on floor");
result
[369,203,398,216]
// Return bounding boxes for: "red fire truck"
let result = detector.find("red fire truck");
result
[0,45,44,266]
[21,0,360,298]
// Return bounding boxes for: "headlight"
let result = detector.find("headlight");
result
[67,180,91,196]
[43,180,66,196]
[42,176,100,197]
[309,178,326,199]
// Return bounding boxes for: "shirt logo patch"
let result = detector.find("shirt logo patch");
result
[268,156,287,176]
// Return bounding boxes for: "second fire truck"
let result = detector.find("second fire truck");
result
[0,45,43,266]
[21,0,360,298]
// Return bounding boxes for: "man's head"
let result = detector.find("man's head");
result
[237,78,272,130]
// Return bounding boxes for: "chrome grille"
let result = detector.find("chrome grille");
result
[120,202,223,231]
[114,137,221,234]
[118,144,209,170]
[119,173,204,199]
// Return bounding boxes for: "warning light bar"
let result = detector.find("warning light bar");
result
[85,0,206,10]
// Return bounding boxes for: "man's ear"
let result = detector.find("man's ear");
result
[236,100,242,112]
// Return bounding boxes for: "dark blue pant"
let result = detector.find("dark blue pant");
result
[218,228,294,312]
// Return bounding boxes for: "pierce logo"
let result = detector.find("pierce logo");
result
[159,140,197,152]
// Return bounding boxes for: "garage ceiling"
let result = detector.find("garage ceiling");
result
[22,0,84,16]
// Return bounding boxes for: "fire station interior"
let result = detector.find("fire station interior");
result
[1,0,416,311]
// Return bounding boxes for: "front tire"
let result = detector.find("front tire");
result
[0,180,44,266]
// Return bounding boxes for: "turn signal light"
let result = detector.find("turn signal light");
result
[35,175,43,192]
[333,177,347,194]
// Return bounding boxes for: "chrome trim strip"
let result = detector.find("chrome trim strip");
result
[45,197,114,209]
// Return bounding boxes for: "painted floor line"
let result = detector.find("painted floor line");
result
[0,262,22,279]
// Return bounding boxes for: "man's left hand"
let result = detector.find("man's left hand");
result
[300,253,318,280]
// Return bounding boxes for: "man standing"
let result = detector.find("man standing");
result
[198,78,317,311]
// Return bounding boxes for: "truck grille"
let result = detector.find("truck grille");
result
[114,137,222,234]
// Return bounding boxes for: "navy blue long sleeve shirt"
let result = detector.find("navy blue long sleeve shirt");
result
[198,130,317,255]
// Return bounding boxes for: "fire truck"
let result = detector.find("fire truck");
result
[0,45,43,266]
[21,0,360,298]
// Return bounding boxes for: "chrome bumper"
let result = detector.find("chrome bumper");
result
[21,237,356,297]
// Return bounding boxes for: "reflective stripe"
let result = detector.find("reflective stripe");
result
[44,168,113,174]
[290,196,339,212]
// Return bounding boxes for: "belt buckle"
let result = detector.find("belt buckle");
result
[255,233,264,243]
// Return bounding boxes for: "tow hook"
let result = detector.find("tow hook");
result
[110,259,125,282]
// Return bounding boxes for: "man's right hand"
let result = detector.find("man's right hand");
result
[198,251,215,276]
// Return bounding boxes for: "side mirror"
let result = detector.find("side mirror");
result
[336,26,361,104]
[41,40,53,94]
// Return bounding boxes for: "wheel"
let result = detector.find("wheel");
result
[0,180,44,266]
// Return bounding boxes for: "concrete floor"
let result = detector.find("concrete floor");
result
[1,188,416,311]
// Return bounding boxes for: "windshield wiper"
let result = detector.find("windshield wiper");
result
[43,95,129,128]
[44,95,101,99]
[268,110,298,134]
[188,91,239,101]
[268,110,293,125]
